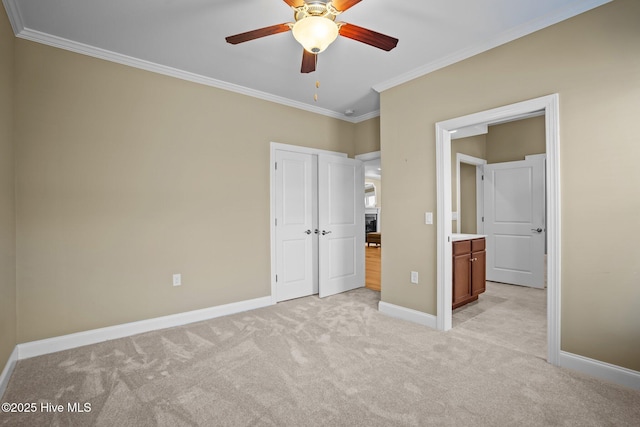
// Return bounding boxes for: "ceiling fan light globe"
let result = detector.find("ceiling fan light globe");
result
[292,16,339,54]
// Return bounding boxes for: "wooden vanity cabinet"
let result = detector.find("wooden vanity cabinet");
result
[470,238,486,297]
[452,240,472,308]
[452,237,486,309]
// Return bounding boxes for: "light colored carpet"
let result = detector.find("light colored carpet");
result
[1,287,639,426]
[453,281,547,359]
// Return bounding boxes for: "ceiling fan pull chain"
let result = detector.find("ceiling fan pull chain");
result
[314,61,321,102]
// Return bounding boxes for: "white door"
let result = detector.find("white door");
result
[483,154,545,288]
[318,155,365,298]
[274,150,318,302]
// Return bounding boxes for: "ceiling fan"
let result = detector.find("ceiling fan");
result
[225,0,399,73]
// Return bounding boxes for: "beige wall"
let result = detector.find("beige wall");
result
[486,115,545,163]
[0,7,16,373]
[459,163,477,234]
[380,0,640,370]
[354,117,380,155]
[13,39,357,343]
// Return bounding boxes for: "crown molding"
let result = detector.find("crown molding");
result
[351,110,380,123]
[2,0,23,34]
[16,28,362,122]
[372,0,612,93]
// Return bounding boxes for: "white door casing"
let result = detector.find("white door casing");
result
[318,155,365,298]
[274,150,318,302]
[483,154,546,288]
[434,94,560,367]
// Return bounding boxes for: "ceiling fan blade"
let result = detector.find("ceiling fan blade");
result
[331,0,362,12]
[339,23,398,51]
[301,49,317,73]
[283,0,305,7]
[225,23,291,45]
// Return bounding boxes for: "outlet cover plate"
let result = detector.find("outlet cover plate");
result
[425,212,433,225]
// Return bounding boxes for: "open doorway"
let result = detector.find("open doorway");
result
[435,94,560,366]
[450,116,548,359]
[356,151,381,292]
[452,115,546,284]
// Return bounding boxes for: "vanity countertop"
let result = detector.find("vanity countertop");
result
[451,233,487,242]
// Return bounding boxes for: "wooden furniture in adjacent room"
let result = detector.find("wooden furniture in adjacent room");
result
[366,232,381,246]
[452,236,486,309]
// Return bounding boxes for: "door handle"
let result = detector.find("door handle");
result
[531,228,543,233]
[321,230,332,235]
[304,229,312,235]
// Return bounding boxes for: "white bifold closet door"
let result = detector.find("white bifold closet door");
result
[275,150,364,302]
[317,155,365,298]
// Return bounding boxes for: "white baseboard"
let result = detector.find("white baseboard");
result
[0,346,19,399]
[17,296,273,360]
[378,301,438,329]
[559,351,640,391]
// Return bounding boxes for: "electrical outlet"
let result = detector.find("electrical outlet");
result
[411,271,419,284]
[173,274,181,287]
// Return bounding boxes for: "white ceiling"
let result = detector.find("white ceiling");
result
[3,0,609,122]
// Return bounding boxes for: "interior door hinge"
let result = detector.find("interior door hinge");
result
[275,218,278,226]
[482,216,484,222]
[481,175,484,181]
[275,274,278,282]
[275,162,277,170]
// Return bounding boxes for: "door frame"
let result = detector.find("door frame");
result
[269,142,347,304]
[435,94,561,366]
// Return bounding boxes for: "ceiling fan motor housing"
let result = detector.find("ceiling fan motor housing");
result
[292,2,341,54]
